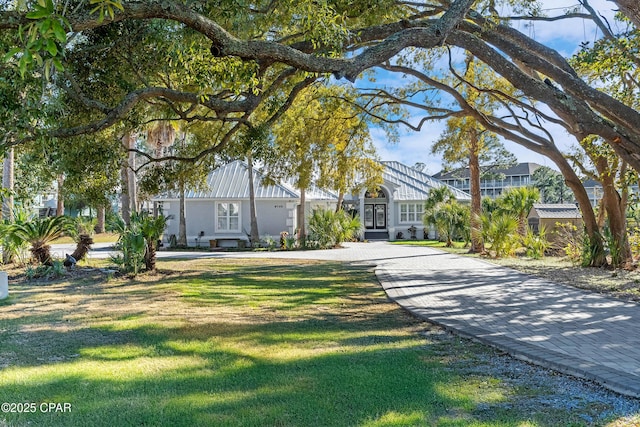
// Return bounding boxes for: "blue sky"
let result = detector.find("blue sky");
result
[367,0,618,175]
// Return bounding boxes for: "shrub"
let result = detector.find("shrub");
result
[522,225,550,259]
[481,212,519,258]
[423,188,469,247]
[307,208,362,249]
[111,229,146,276]
[111,212,169,275]
[554,222,589,265]
[25,260,66,281]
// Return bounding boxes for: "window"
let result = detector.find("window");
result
[400,203,424,223]
[216,202,240,231]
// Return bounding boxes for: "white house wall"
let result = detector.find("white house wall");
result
[256,199,298,238]
[160,198,302,246]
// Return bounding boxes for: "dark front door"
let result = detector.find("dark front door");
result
[364,203,386,230]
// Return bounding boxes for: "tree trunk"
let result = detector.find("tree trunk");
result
[56,174,64,216]
[596,158,633,268]
[120,134,132,225]
[145,240,157,272]
[95,205,106,233]
[549,152,607,267]
[247,154,260,246]
[336,191,344,213]
[71,234,94,262]
[177,178,187,246]
[2,147,14,263]
[614,0,640,29]
[468,129,484,253]
[128,141,137,214]
[298,187,306,247]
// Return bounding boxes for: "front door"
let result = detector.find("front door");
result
[364,203,386,230]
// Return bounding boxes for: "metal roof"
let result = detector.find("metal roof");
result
[159,160,337,200]
[529,203,581,219]
[433,162,543,180]
[380,161,471,201]
[156,160,467,202]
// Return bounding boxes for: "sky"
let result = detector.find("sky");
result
[367,0,619,175]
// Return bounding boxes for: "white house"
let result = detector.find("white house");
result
[345,161,470,240]
[154,160,470,246]
[155,160,337,247]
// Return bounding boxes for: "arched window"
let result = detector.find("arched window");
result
[365,189,386,199]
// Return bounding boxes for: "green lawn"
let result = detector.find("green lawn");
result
[51,232,120,245]
[0,259,637,426]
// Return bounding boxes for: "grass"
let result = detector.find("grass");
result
[0,258,638,426]
[51,232,120,245]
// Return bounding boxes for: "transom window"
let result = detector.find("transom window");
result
[365,189,386,199]
[216,202,240,231]
[400,203,424,223]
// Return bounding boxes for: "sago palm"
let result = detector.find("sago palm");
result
[10,216,74,265]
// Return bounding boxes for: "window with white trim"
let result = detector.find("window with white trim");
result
[216,202,240,231]
[399,203,424,223]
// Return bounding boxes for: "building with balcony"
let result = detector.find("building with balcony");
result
[433,163,543,199]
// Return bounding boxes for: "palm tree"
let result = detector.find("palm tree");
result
[424,187,468,247]
[10,216,74,265]
[498,187,540,237]
[136,212,169,272]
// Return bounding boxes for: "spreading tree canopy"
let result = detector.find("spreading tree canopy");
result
[0,0,638,175]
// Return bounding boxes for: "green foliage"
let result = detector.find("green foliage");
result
[88,0,125,22]
[497,187,540,236]
[73,216,97,237]
[0,205,33,264]
[423,187,468,247]
[522,225,550,259]
[603,226,628,269]
[9,215,74,264]
[111,228,146,277]
[111,212,169,275]
[481,212,519,258]
[572,28,640,107]
[553,222,598,267]
[24,259,66,280]
[531,166,575,204]
[307,208,362,249]
[629,227,640,260]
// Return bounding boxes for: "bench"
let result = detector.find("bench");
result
[209,238,247,249]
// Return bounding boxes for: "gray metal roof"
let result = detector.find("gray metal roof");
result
[160,160,337,200]
[433,162,543,180]
[156,160,467,202]
[381,161,471,201]
[529,203,581,219]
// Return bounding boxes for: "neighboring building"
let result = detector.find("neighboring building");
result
[433,162,543,199]
[154,160,469,246]
[582,179,604,207]
[528,203,583,243]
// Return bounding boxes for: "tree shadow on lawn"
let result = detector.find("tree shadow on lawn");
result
[1,316,635,426]
[2,259,639,426]
[0,317,528,427]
